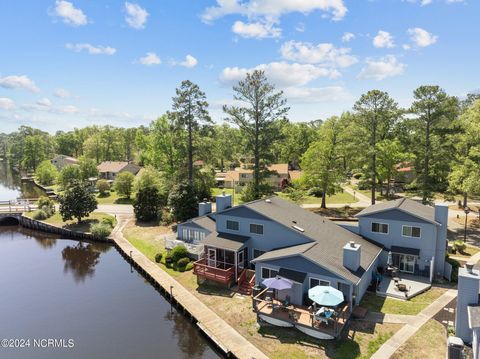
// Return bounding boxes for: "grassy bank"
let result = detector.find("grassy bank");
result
[24,211,116,233]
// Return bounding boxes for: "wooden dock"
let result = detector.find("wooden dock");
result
[111,218,268,359]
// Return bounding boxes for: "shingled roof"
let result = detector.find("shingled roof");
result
[244,197,382,284]
[355,197,439,225]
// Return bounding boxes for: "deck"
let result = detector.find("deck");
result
[253,291,349,340]
[376,273,431,300]
[193,258,235,285]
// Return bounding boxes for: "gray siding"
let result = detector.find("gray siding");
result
[358,209,438,273]
[355,253,380,304]
[456,267,480,343]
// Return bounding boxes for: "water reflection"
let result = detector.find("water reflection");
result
[166,311,210,358]
[61,242,102,282]
[0,160,45,200]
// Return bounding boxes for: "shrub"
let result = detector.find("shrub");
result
[176,257,190,268]
[35,160,58,186]
[133,186,162,222]
[160,208,173,226]
[446,254,460,282]
[58,165,81,189]
[164,254,173,264]
[170,245,188,263]
[113,172,135,198]
[307,187,324,198]
[90,223,112,239]
[155,253,163,263]
[185,262,194,271]
[101,216,115,228]
[96,179,110,195]
[454,240,466,253]
[37,196,54,210]
[32,209,48,220]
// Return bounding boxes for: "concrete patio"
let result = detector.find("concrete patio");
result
[376,273,431,300]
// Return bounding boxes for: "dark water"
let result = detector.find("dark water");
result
[0,161,45,200]
[0,227,220,359]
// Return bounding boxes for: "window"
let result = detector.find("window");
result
[253,249,266,258]
[250,223,264,235]
[309,278,330,289]
[371,222,389,234]
[261,267,278,279]
[226,220,239,231]
[194,231,199,241]
[402,225,421,238]
[199,232,205,241]
[182,228,187,240]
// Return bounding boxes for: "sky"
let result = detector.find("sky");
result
[0,0,479,133]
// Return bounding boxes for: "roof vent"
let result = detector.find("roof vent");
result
[292,225,305,232]
[265,199,271,203]
[466,263,475,274]
[350,241,356,248]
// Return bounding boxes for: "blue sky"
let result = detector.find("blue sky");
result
[0,0,478,133]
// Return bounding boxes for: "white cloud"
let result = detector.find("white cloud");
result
[446,0,465,3]
[66,43,117,55]
[36,98,52,107]
[408,27,438,47]
[283,86,350,103]
[178,55,198,68]
[404,0,432,5]
[62,105,80,114]
[358,55,405,80]
[280,40,357,68]
[137,52,161,66]
[232,20,281,39]
[0,97,15,110]
[341,32,355,43]
[52,0,88,26]
[295,22,305,33]
[202,0,348,23]
[220,62,340,88]
[0,75,39,92]
[402,44,411,50]
[54,88,72,98]
[124,2,149,29]
[373,30,395,48]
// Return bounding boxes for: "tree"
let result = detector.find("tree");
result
[274,121,316,168]
[168,181,198,222]
[410,85,459,203]
[78,156,98,180]
[301,116,347,208]
[134,186,162,222]
[22,134,48,170]
[83,133,103,164]
[353,90,399,204]
[55,131,78,156]
[59,181,98,223]
[172,80,211,183]
[96,179,110,195]
[58,165,81,189]
[133,166,164,195]
[35,160,58,186]
[224,70,289,199]
[113,171,135,198]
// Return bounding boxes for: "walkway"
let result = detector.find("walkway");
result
[371,288,457,359]
[111,216,267,359]
[300,186,372,210]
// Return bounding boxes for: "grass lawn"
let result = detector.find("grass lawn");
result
[96,190,134,205]
[124,222,403,358]
[391,320,446,359]
[449,243,480,260]
[276,191,359,205]
[24,211,116,233]
[360,287,447,315]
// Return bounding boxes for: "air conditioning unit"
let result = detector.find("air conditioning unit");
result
[447,336,464,359]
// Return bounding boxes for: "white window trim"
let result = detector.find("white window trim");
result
[309,277,330,289]
[261,266,278,279]
[250,223,264,236]
[402,225,421,238]
[226,220,239,231]
[371,222,389,235]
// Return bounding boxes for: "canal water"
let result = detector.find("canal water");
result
[0,163,220,359]
[0,161,45,201]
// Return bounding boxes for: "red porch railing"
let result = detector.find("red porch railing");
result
[193,258,235,285]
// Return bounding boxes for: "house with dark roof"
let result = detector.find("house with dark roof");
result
[355,197,448,279]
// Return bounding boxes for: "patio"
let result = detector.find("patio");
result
[376,273,431,300]
[253,288,350,340]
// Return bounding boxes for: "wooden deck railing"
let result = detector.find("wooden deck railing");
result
[193,258,235,285]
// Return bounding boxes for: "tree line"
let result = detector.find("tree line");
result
[1,71,479,211]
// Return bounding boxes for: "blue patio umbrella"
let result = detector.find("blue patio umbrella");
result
[262,276,293,290]
[308,285,344,307]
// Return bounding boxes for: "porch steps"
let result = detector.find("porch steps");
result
[237,270,255,296]
[238,282,253,296]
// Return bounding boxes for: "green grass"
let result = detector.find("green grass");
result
[275,191,358,205]
[24,211,116,234]
[96,190,134,204]
[360,287,446,315]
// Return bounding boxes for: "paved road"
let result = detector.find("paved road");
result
[95,204,134,216]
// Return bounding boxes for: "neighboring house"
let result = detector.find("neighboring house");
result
[355,198,448,279]
[456,263,480,351]
[288,170,303,182]
[97,161,141,181]
[220,164,289,190]
[51,154,79,170]
[395,162,416,185]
